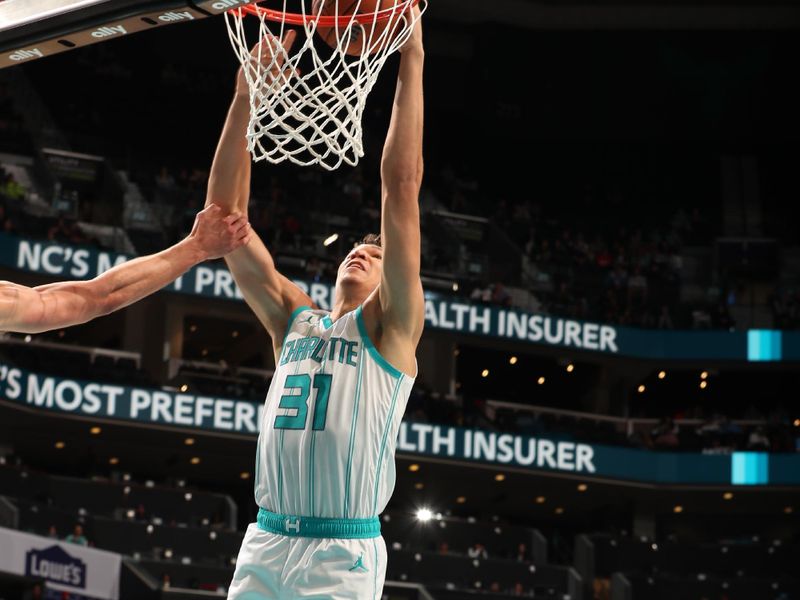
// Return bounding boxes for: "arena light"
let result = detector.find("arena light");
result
[190,457,201,465]
[414,482,424,490]
[700,381,708,389]
[240,472,250,480]
[456,496,466,504]
[189,324,197,333]
[723,492,733,500]
[416,508,434,522]
[658,370,666,380]
[323,233,339,247]
[566,364,575,373]
[54,441,65,450]
[180,384,189,393]
[537,376,545,385]
[89,427,101,435]
[494,473,506,482]
[793,419,799,427]
[535,496,546,504]
[184,438,195,446]
[701,371,709,380]
[577,484,588,492]
[509,356,518,365]
[481,369,489,378]
[232,330,239,338]
[109,457,119,465]
[184,493,192,502]
[408,464,420,472]
[674,505,684,514]
[784,507,793,514]
[638,385,646,393]
[452,283,459,292]
[554,507,564,515]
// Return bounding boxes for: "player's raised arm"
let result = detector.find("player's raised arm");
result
[205,31,311,347]
[378,11,425,344]
[0,205,249,334]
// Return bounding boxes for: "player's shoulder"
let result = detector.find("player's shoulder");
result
[286,305,334,333]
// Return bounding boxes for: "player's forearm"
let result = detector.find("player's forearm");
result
[380,47,424,187]
[206,94,252,216]
[92,236,207,316]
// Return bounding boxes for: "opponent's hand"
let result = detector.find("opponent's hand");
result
[188,204,251,260]
[236,30,299,97]
[400,3,423,54]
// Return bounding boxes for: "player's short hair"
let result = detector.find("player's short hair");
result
[356,233,382,248]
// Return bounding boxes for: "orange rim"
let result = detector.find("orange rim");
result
[234,0,420,26]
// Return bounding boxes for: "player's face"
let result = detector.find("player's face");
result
[337,244,383,289]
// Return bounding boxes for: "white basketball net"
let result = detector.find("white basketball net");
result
[225,0,426,171]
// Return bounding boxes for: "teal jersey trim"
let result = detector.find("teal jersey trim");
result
[354,305,402,379]
[372,538,379,599]
[283,305,312,346]
[371,375,404,514]
[321,315,334,330]
[342,343,364,517]
[257,507,380,539]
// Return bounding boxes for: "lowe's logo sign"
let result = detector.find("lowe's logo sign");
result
[25,545,86,588]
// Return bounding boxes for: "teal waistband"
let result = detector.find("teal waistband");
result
[256,507,381,539]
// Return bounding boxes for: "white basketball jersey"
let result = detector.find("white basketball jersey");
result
[254,305,415,519]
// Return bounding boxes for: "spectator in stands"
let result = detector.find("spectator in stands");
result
[47,525,58,539]
[468,542,488,559]
[135,503,147,522]
[627,267,648,306]
[512,582,526,597]
[437,542,449,555]
[747,426,770,451]
[491,282,512,307]
[651,417,679,448]
[593,577,611,600]
[22,582,43,600]
[47,217,85,245]
[65,524,88,546]
[515,542,527,562]
[657,305,674,329]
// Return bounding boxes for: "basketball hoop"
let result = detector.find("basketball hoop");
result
[225,0,426,171]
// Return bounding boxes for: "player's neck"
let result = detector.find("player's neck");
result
[331,285,369,321]
[329,296,361,322]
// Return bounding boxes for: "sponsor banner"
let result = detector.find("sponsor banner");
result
[2,363,798,485]
[0,527,120,599]
[0,363,264,435]
[1,233,798,360]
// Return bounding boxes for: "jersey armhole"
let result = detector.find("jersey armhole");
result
[355,305,405,379]
[283,305,312,346]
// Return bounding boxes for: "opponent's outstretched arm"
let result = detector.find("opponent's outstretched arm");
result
[205,31,311,345]
[378,12,425,344]
[0,205,249,334]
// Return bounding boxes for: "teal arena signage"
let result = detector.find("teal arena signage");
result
[1,233,798,361]
[1,362,798,486]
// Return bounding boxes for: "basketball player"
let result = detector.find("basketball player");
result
[205,10,425,600]
[0,205,250,333]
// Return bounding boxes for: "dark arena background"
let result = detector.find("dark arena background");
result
[1,0,799,599]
